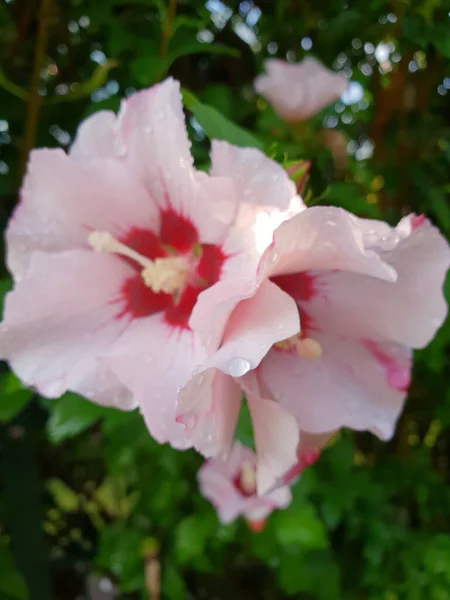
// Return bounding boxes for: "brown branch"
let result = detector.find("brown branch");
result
[159,0,177,59]
[19,0,53,183]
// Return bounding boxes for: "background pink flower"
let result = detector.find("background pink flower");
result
[198,442,292,525]
[254,58,348,122]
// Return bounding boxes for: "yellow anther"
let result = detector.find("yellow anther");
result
[239,461,257,495]
[275,335,322,360]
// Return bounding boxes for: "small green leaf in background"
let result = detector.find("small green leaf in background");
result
[182,89,263,150]
[167,42,239,65]
[174,513,215,565]
[0,277,12,315]
[46,393,117,443]
[97,524,144,593]
[274,502,328,549]
[234,399,254,450]
[432,24,450,58]
[47,478,79,512]
[0,537,28,600]
[0,373,33,423]
[130,56,167,86]
[162,564,187,600]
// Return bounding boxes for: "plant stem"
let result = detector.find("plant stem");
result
[19,0,53,183]
[159,0,177,59]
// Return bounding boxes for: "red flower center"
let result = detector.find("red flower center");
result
[118,209,227,328]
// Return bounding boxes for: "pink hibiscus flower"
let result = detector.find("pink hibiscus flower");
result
[254,57,348,122]
[178,208,450,491]
[198,441,292,526]
[0,78,302,449]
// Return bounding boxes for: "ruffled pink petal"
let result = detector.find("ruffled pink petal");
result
[302,218,450,348]
[199,279,299,375]
[72,362,137,410]
[180,280,299,458]
[246,393,299,494]
[70,110,118,162]
[117,79,196,213]
[177,368,242,457]
[259,206,398,283]
[210,140,302,212]
[8,150,158,280]
[0,250,132,399]
[259,332,412,441]
[107,315,207,449]
[117,78,235,248]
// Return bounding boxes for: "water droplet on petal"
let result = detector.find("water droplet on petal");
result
[268,251,279,264]
[113,139,127,157]
[228,357,251,377]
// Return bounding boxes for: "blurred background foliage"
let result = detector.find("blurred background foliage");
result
[1,0,450,598]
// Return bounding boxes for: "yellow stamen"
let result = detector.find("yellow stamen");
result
[295,337,322,360]
[275,335,322,360]
[88,231,189,295]
[239,461,257,495]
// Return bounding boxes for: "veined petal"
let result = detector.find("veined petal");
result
[0,250,132,399]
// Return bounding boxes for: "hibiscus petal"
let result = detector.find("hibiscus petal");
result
[259,206,398,283]
[259,332,412,441]
[8,150,158,280]
[176,368,242,457]
[247,393,299,495]
[118,78,196,214]
[118,78,234,247]
[107,315,207,449]
[73,362,137,410]
[0,250,132,399]
[302,218,450,348]
[70,110,118,162]
[210,140,302,212]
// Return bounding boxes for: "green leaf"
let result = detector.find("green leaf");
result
[274,502,328,549]
[402,15,430,48]
[0,373,33,423]
[162,565,187,600]
[0,538,28,599]
[432,24,450,58]
[97,524,144,592]
[182,89,263,149]
[174,513,215,565]
[130,56,168,86]
[47,478,79,512]
[167,42,239,65]
[46,393,115,443]
[234,399,254,450]
[0,277,12,316]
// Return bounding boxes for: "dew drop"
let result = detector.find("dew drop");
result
[228,357,251,377]
[113,140,127,157]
